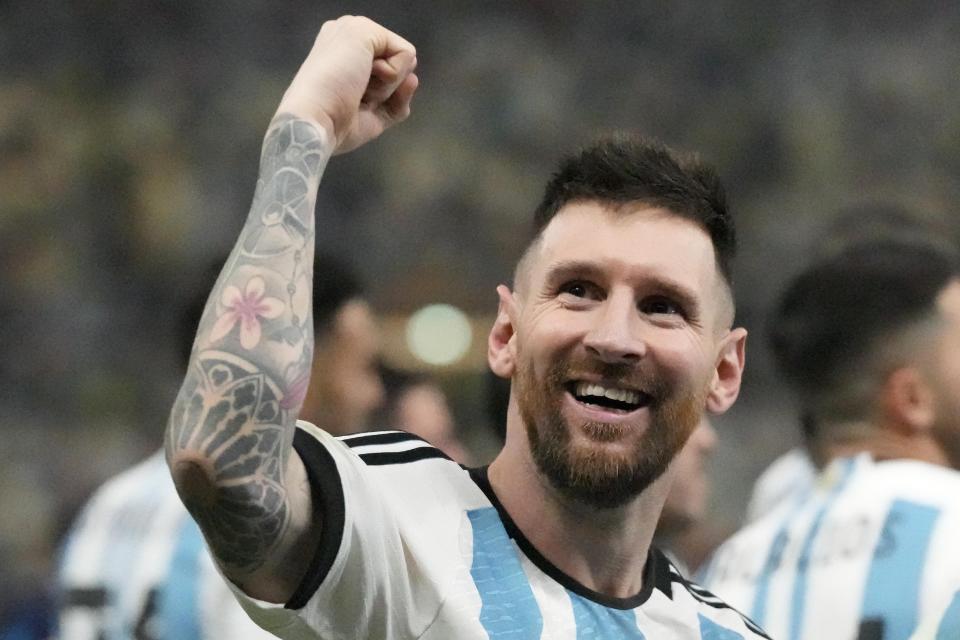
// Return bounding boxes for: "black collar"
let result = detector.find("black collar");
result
[467,466,675,609]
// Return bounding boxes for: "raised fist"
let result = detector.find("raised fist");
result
[277,16,419,154]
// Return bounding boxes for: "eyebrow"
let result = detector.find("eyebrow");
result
[543,259,702,315]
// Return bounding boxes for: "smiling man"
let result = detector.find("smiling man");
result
[165,16,763,639]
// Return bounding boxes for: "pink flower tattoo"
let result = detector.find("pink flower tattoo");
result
[210,276,285,350]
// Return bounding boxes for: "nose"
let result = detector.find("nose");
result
[582,291,646,364]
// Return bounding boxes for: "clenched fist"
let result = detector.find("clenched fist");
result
[277,16,419,155]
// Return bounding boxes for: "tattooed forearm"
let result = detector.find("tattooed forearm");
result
[166,114,330,577]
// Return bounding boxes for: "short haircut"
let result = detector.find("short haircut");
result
[311,252,365,339]
[769,240,960,425]
[177,252,363,365]
[522,132,735,285]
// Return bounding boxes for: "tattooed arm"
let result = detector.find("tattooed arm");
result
[165,16,418,603]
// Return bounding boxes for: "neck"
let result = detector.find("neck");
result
[487,413,670,599]
[823,421,950,467]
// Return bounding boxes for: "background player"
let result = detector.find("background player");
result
[702,237,960,639]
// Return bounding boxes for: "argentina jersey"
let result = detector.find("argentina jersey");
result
[228,422,769,639]
[702,454,960,640]
[57,452,276,640]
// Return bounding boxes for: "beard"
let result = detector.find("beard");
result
[515,353,705,510]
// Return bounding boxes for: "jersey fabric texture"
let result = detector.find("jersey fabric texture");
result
[702,454,960,640]
[229,421,769,640]
[57,451,276,640]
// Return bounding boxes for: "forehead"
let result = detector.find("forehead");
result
[529,202,720,293]
[938,279,960,317]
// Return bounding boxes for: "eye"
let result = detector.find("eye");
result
[640,295,684,317]
[558,280,602,301]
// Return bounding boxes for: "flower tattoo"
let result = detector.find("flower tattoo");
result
[210,276,285,350]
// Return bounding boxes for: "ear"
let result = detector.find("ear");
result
[705,327,747,414]
[881,367,936,434]
[488,284,519,378]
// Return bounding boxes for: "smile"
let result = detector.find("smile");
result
[566,381,651,413]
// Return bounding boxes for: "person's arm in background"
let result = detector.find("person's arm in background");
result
[164,16,418,604]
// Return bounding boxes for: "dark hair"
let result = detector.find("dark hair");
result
[177,252,363,365]
[311,253,364,338]
[769,240,959,404]
[530,132,735,284]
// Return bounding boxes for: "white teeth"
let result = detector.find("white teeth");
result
[574,382,641,406]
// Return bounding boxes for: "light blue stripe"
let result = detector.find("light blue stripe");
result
[935,591,960,640]
[567,590,645,639]
[699,613,744,640]
[468,507,543,638]
[749,478,821,624]
[788,457,857,640]
[156,517,205,638]
[749,524,791,625]
[858,499,940,640]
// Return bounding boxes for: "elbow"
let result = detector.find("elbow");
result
[166,450,220,512]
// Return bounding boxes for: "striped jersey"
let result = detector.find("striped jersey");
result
[702,454,960,640]
[57,451,276,640]
[745,447,817,524]
[909,589,960,640]
[229,421,769,639]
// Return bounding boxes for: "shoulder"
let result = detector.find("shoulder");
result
[294,422,479,498]
[746,447,817,522]
[869,459,960,502]
[66,451,175,534]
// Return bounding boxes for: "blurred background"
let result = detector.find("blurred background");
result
[3,0,960,630]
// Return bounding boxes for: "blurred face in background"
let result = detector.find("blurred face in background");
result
[929,280,960,468]
[657,416,718,538]
[392,382,470,463]
[302,299,385,435]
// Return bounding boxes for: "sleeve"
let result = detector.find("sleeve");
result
[227,422,445,640]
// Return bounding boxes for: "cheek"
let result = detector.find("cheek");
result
[652,333,712,384]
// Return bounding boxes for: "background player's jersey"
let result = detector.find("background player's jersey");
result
[702,454,960,640]
[745,447,816,524]
[229,422,769,640]
[57,452,275,640]
[909,589,960,640]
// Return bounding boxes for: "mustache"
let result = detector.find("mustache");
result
[544,358,670,401]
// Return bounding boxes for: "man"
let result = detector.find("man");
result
[702,239,960,640]
[165,16,763,638]
[58,254,381,639]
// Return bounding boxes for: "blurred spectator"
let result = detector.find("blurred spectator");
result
[745,206,956,523]
[379,366,472,464]
[652,416,720,574]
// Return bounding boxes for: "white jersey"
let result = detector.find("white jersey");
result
[745,447,817,523]
[909,589,960,640]
[702,454,960,640]
[57,451,276,640]
[230,422,769,640]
